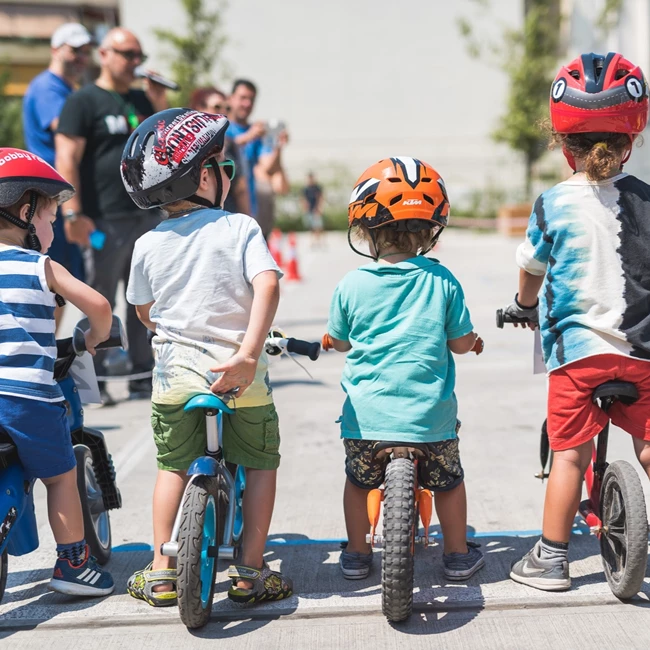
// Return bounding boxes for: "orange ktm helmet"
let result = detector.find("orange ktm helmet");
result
[348,157,450,231]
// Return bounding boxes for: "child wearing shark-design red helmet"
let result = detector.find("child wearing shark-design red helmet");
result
[505,53,650,592]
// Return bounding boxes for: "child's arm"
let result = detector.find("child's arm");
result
[135,301,156,332]
[45,259,112,354]
[448,332,483,355]
[210,270,280,396]
[322,333,351,352]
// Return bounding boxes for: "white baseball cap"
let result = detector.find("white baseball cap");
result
[51,23,93,49]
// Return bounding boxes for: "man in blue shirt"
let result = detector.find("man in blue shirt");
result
[227,79,289,226]
[22,23,93,289]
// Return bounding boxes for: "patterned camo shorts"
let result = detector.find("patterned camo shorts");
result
[343,437,464,491]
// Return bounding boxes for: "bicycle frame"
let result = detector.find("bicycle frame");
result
[579,423,610,535]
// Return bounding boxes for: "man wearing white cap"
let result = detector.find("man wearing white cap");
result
[22,23,94,293]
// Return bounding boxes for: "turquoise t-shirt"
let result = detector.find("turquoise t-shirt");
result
[328,256,473,443]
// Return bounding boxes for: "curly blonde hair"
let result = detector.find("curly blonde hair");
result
[352,220,438,256]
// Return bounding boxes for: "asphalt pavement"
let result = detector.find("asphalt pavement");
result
[2,231,650,649]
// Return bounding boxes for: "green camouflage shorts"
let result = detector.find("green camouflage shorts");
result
[343,437,464,491]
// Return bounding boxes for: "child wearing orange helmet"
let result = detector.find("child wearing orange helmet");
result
[324,157,484,581]
[505,53,650,591]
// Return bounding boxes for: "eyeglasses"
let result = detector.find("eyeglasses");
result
[70,45,92,58]
[206,104,227,113]
[204,160,236,181]
[109,48,148,63]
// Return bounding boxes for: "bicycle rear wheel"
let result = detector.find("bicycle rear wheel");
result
[381,457,416,623]
[600,460,648,599]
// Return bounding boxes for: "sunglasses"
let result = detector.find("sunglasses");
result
[206,103,227,113]
[109,48,148,63]
[70,45,92,58]
[204,160,236,181]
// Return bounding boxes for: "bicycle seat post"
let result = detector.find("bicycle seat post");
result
[205,409,221,456]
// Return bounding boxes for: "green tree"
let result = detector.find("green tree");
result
[458,0,561,199]
[0,68,24,149]
[154,0,228,108]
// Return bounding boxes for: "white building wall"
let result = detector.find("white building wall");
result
[120,0,524,205]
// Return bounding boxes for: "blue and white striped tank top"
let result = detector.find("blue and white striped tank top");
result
[0,245,62,402]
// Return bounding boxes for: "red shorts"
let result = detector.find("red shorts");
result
[547,354,650,451]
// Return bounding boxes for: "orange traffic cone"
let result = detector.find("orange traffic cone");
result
[268,228,284,269]
[284,232,301,281]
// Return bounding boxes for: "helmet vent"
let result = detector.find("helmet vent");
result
[387,177,401,183]
[421,177,432,183]
[422,195,435,205]
[389,194,403,205]
[615,69,629,80]
[569,70,580,80]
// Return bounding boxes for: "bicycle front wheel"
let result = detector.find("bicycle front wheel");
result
[381,457,416,623]
[177,475,220,629]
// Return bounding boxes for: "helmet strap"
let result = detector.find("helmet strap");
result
[562,145,577,171]
[187,156,224,210]
[0,191,41,251]
[347,227,377,261]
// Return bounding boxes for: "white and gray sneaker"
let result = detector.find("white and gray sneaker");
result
[510,541,570,591]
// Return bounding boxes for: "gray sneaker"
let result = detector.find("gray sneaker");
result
[443,543,485,581]
[510,541,570,591]
[339,548,373,580]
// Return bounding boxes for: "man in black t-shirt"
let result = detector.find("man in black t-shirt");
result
[56,27,168,404]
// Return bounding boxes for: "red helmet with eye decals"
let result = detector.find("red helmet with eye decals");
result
[550,52,649,135]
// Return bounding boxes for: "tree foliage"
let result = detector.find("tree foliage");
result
[154,0,228,107]
[458,0,561,199]
[0,68,24,149]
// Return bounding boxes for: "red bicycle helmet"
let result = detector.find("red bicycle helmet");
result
[550,52,649,135]
[0,148,74,251]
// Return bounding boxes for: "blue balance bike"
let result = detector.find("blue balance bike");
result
[161,331,321,629]
[0,316,126,602]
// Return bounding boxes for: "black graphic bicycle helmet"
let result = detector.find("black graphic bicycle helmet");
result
[121,108,229,210]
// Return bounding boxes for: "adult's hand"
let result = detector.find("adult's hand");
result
[143,74,169,112]
[64,215,95,247]
[248,121,267,141]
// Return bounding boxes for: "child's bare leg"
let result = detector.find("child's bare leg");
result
[542,441,592,543]
[633,437,650,479]
[42,468,84,543]
[344,478,372,554]
[238,468,276,587]
[435,482,468,555]
[152,469,188,587]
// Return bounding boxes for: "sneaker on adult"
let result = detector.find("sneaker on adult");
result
[443,543,485,581]
[510,540,571,591]
[339,547,373,580]
[49,550,115,597]
[97,381,116,407]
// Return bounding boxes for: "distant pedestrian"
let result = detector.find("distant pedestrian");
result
[302,172,324,247]
[22,23,93,325]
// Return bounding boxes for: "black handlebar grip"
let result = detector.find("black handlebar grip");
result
[496,308,534,328]
[496,309,505,329]
[286,338,321,361]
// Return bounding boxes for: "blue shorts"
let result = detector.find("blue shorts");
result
[0,394,76,480]
[47,213,85,281]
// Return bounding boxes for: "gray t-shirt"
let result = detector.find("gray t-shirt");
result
[126,208,282,406]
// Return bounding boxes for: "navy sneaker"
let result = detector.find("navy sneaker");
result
[339,548,373,580]
[49,548,115,597]
[443,543,485,581]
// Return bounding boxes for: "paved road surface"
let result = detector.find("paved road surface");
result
[2,231,650,648]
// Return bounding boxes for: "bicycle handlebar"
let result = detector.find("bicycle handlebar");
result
[286,338,321,361]
[495,309,535,329]
[71,315,128,355]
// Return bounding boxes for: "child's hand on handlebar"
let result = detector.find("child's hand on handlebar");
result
[84,329,109,356]
[471,335,485,355]
[209,353,257,397]
[504,295,539,329]
[322,333,334,351]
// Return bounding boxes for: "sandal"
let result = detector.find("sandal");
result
[227,562,293,604]
[127,562,177,607]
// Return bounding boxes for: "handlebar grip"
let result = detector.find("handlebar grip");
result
[286,338,321,361]
[495,309,534,328]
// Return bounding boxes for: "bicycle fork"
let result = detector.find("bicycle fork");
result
[161,409,238,559]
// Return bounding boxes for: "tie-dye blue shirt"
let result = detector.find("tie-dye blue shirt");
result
[517,172,650,372]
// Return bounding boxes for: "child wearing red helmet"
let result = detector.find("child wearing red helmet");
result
[0,149,114,595]
[505,53,650,591]
[325,157,484,582]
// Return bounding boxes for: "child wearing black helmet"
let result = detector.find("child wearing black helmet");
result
[121,109,290,607]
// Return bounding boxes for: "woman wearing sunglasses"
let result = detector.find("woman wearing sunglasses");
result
[189,87,251,216]
[120,108,291,608]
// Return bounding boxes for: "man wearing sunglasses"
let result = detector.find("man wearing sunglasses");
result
[22,23,94,320]
[56,27,169,405]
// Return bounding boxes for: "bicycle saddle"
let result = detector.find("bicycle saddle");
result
[371,441,431,459]
[184,394,234,414]
[591,381,639,405]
